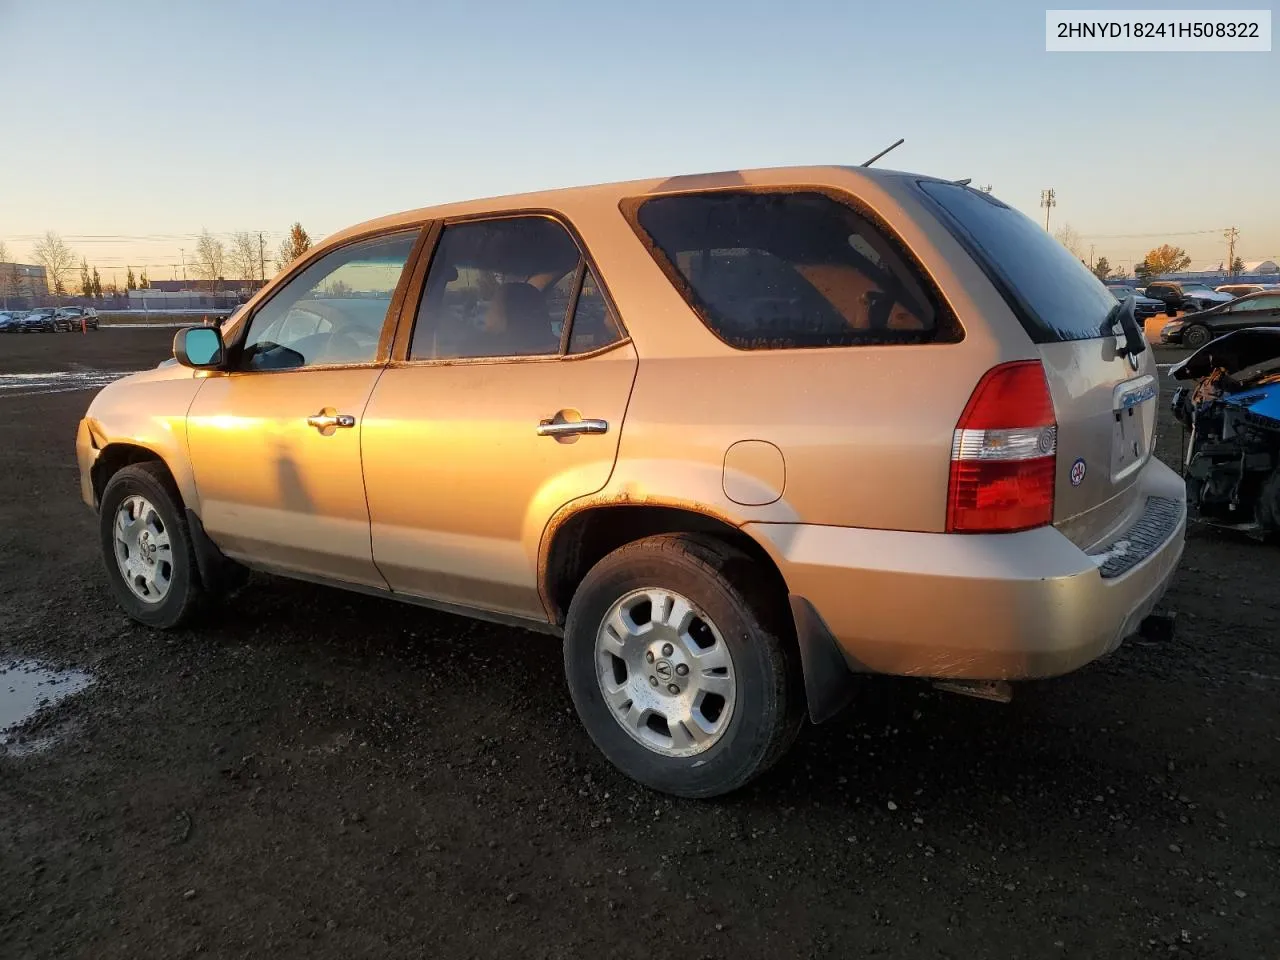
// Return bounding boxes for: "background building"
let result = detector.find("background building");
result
[0,262,49,309]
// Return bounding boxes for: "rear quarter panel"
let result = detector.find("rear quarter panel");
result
[571,167,1039,532]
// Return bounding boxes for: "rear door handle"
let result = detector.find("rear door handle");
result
[307,412,356,431]
[536,417,608,438]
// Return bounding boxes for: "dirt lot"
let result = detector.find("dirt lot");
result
[1,330,1277,960]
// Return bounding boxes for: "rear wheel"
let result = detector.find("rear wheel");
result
[1255,468,1280,538]
[1183,324,1211,349]
[99,463,206,629]
[563,533,804,798]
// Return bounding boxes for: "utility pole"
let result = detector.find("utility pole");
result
[1040,189,1056,231]
[180,248,187,284]
[258,231,266,282]
[1089,244,1095,270]
[1224,226,1239,276]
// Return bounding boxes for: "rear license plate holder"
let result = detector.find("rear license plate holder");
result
[1112,376,1158,482]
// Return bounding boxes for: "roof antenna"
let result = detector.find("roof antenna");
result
[861,138,904,167]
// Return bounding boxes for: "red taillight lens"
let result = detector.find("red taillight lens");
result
[947,361,1057,533]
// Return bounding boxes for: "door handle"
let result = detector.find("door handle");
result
[536,417,608,438]
[307,412,356,431]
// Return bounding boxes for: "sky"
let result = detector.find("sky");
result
[1,0,1276,287]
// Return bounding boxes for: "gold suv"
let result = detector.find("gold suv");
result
[76,166,1186,797]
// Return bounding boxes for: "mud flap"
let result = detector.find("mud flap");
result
[788,595,858,724]
[185,509,248,595]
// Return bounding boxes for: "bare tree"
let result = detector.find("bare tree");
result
[192,228,226,293]
[32,231,77,297]
[1053,223,1085,260]
[227,231,262,289]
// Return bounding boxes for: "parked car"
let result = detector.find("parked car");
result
[1106,284,1164,321]
[19,308,57,332]
[54,306,99,331]
[1143,281,1233,316]
[76,167,1186,798]
[0,312,21,333]
[1215,283,1267,299]
[1160,291,1280,347]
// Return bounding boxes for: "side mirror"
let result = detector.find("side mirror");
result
[174,326,225,369]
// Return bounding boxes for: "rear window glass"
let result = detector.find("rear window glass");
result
[630,191,954,350]
[917,180,1117,343]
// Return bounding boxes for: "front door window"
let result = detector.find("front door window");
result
[240,231,418,370]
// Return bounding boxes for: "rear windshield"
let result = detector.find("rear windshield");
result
[917,180,1117,343]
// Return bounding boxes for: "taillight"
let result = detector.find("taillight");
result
[947,360,1057,533]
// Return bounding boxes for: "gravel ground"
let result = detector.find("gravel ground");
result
[1,331,1277,960]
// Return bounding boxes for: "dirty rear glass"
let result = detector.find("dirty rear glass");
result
[917,180,1117,343]
[631,191,951,350]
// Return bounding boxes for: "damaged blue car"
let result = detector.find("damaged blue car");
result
[1171,328,1280,537]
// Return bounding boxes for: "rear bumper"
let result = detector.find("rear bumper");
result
[747,458,1186,681]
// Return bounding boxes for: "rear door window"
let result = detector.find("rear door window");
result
[628,191,953,350]
[917,180,1119,343]
[409,216,626,361]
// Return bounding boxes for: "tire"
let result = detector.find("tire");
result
[1183,324,1211,349]
[563,533,805,798]
[99,462,206,629]
[1255,468,1280,538]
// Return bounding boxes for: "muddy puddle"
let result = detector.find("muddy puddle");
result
[0,659,93,756]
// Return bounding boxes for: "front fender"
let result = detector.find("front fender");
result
[78,368,206,511]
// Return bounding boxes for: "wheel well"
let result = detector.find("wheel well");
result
[91,443,173,505]
[543,505,791,628]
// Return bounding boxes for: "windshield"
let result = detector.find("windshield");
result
[1108,286,1137,298]
[916,180,1117,343]
[1182,283,1213,292]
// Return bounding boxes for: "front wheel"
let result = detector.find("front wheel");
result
[563,534,805,798]
[99,463,206,629]
[1183,324,1211,349]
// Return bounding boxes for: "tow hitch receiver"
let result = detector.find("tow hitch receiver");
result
[933,679,1013,703]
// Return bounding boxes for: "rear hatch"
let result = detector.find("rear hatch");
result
[917,180,1158,550]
